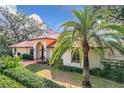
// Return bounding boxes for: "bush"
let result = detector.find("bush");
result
[0,51,8,56]
[90,68,124,83]
[59,66,124,83]
[21,54,33,60]
[3,67,64,88]
[51,59,64,71]
[0,55,21,70]
[59,65,82,73]
[0,73,24,88]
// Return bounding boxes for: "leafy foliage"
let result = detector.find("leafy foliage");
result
[0,73,24,88]
[0,55,21,69]
[0,7,46,42]
[3,67,64,88]
[90,68,124,83]
[59,65,124,83]
[88,6,124,23]
[60,65,82,73]
[0,7,46,53]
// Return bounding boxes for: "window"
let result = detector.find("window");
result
[30,48,34,56]
[71,49,80,63]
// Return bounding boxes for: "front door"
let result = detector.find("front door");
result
[41,45,45,61]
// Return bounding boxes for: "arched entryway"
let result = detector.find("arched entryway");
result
[36,42,42,59]
[34,42,45,61]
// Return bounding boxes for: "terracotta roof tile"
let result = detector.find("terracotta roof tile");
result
[9,40,34,48]
[9,38,56,48]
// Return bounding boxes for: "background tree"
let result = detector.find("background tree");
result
[88,5,124,23]
[0,7,47,54]
[50,8,124,88]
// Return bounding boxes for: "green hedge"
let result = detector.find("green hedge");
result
[60,65,82,73]
[3,67,64,88]
[0,73,24,88]
[90,68,124,83]
[21,54,33,60]
[59,65,124,83]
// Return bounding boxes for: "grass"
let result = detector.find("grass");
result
[0,73,24,88]
[67,71,124,88]
[25,63,124,88]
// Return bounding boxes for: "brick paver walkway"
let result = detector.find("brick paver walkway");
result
[22,60,38,66]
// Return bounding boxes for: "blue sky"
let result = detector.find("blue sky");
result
[17,5,84,32]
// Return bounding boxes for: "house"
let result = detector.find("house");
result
[8,33,124,69]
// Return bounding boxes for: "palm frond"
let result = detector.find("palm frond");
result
[49,32,74,65]
[60,20,80,31]
[98,24,124,35]
[108,41,124,55]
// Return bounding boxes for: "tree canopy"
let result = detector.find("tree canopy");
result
[0,7,47,53]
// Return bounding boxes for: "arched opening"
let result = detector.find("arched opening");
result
[36,42,42,59]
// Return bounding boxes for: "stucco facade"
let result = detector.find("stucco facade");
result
[12,48,31,55]
[61,49,101,69]
[9,35,124,69]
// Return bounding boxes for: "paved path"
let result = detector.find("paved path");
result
[22,60,38,66]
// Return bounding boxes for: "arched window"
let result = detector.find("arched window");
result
[71,49,80,63]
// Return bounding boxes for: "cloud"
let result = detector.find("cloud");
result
[0,5,17,14]
[29,14,43,23]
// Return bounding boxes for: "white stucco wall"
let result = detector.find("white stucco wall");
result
[89,49,101,69]
[61,50,82,68]
[104,48,124,60]
[12,48,30,55]
[61,49,101,69]
[47,48,54,59]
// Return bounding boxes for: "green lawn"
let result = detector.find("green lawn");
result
[67,71,124,88]
[0,73,24,88]
[26,63,124,88]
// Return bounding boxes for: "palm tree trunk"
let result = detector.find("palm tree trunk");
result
[82,41,92,88]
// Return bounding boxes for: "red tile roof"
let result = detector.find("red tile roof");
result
[29,35,58,40]
[9,38,56,48]
[9,40,34,48]
[47,41,56,48]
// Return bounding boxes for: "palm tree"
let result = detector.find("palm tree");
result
[50,8,124,88]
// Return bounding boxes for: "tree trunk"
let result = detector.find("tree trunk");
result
[82,41,92,88]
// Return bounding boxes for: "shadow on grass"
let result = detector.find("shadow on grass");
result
[25,63,80,87]
[25,63,50,73]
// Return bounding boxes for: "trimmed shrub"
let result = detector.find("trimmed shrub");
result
[0,73,24,88]
[0,55,21,70]
[21,54,33,60]
[51,59,64,71]
[59,65,82,73]
[3,67,64,88]
[90,68,124,83]
[59,66,124,83]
